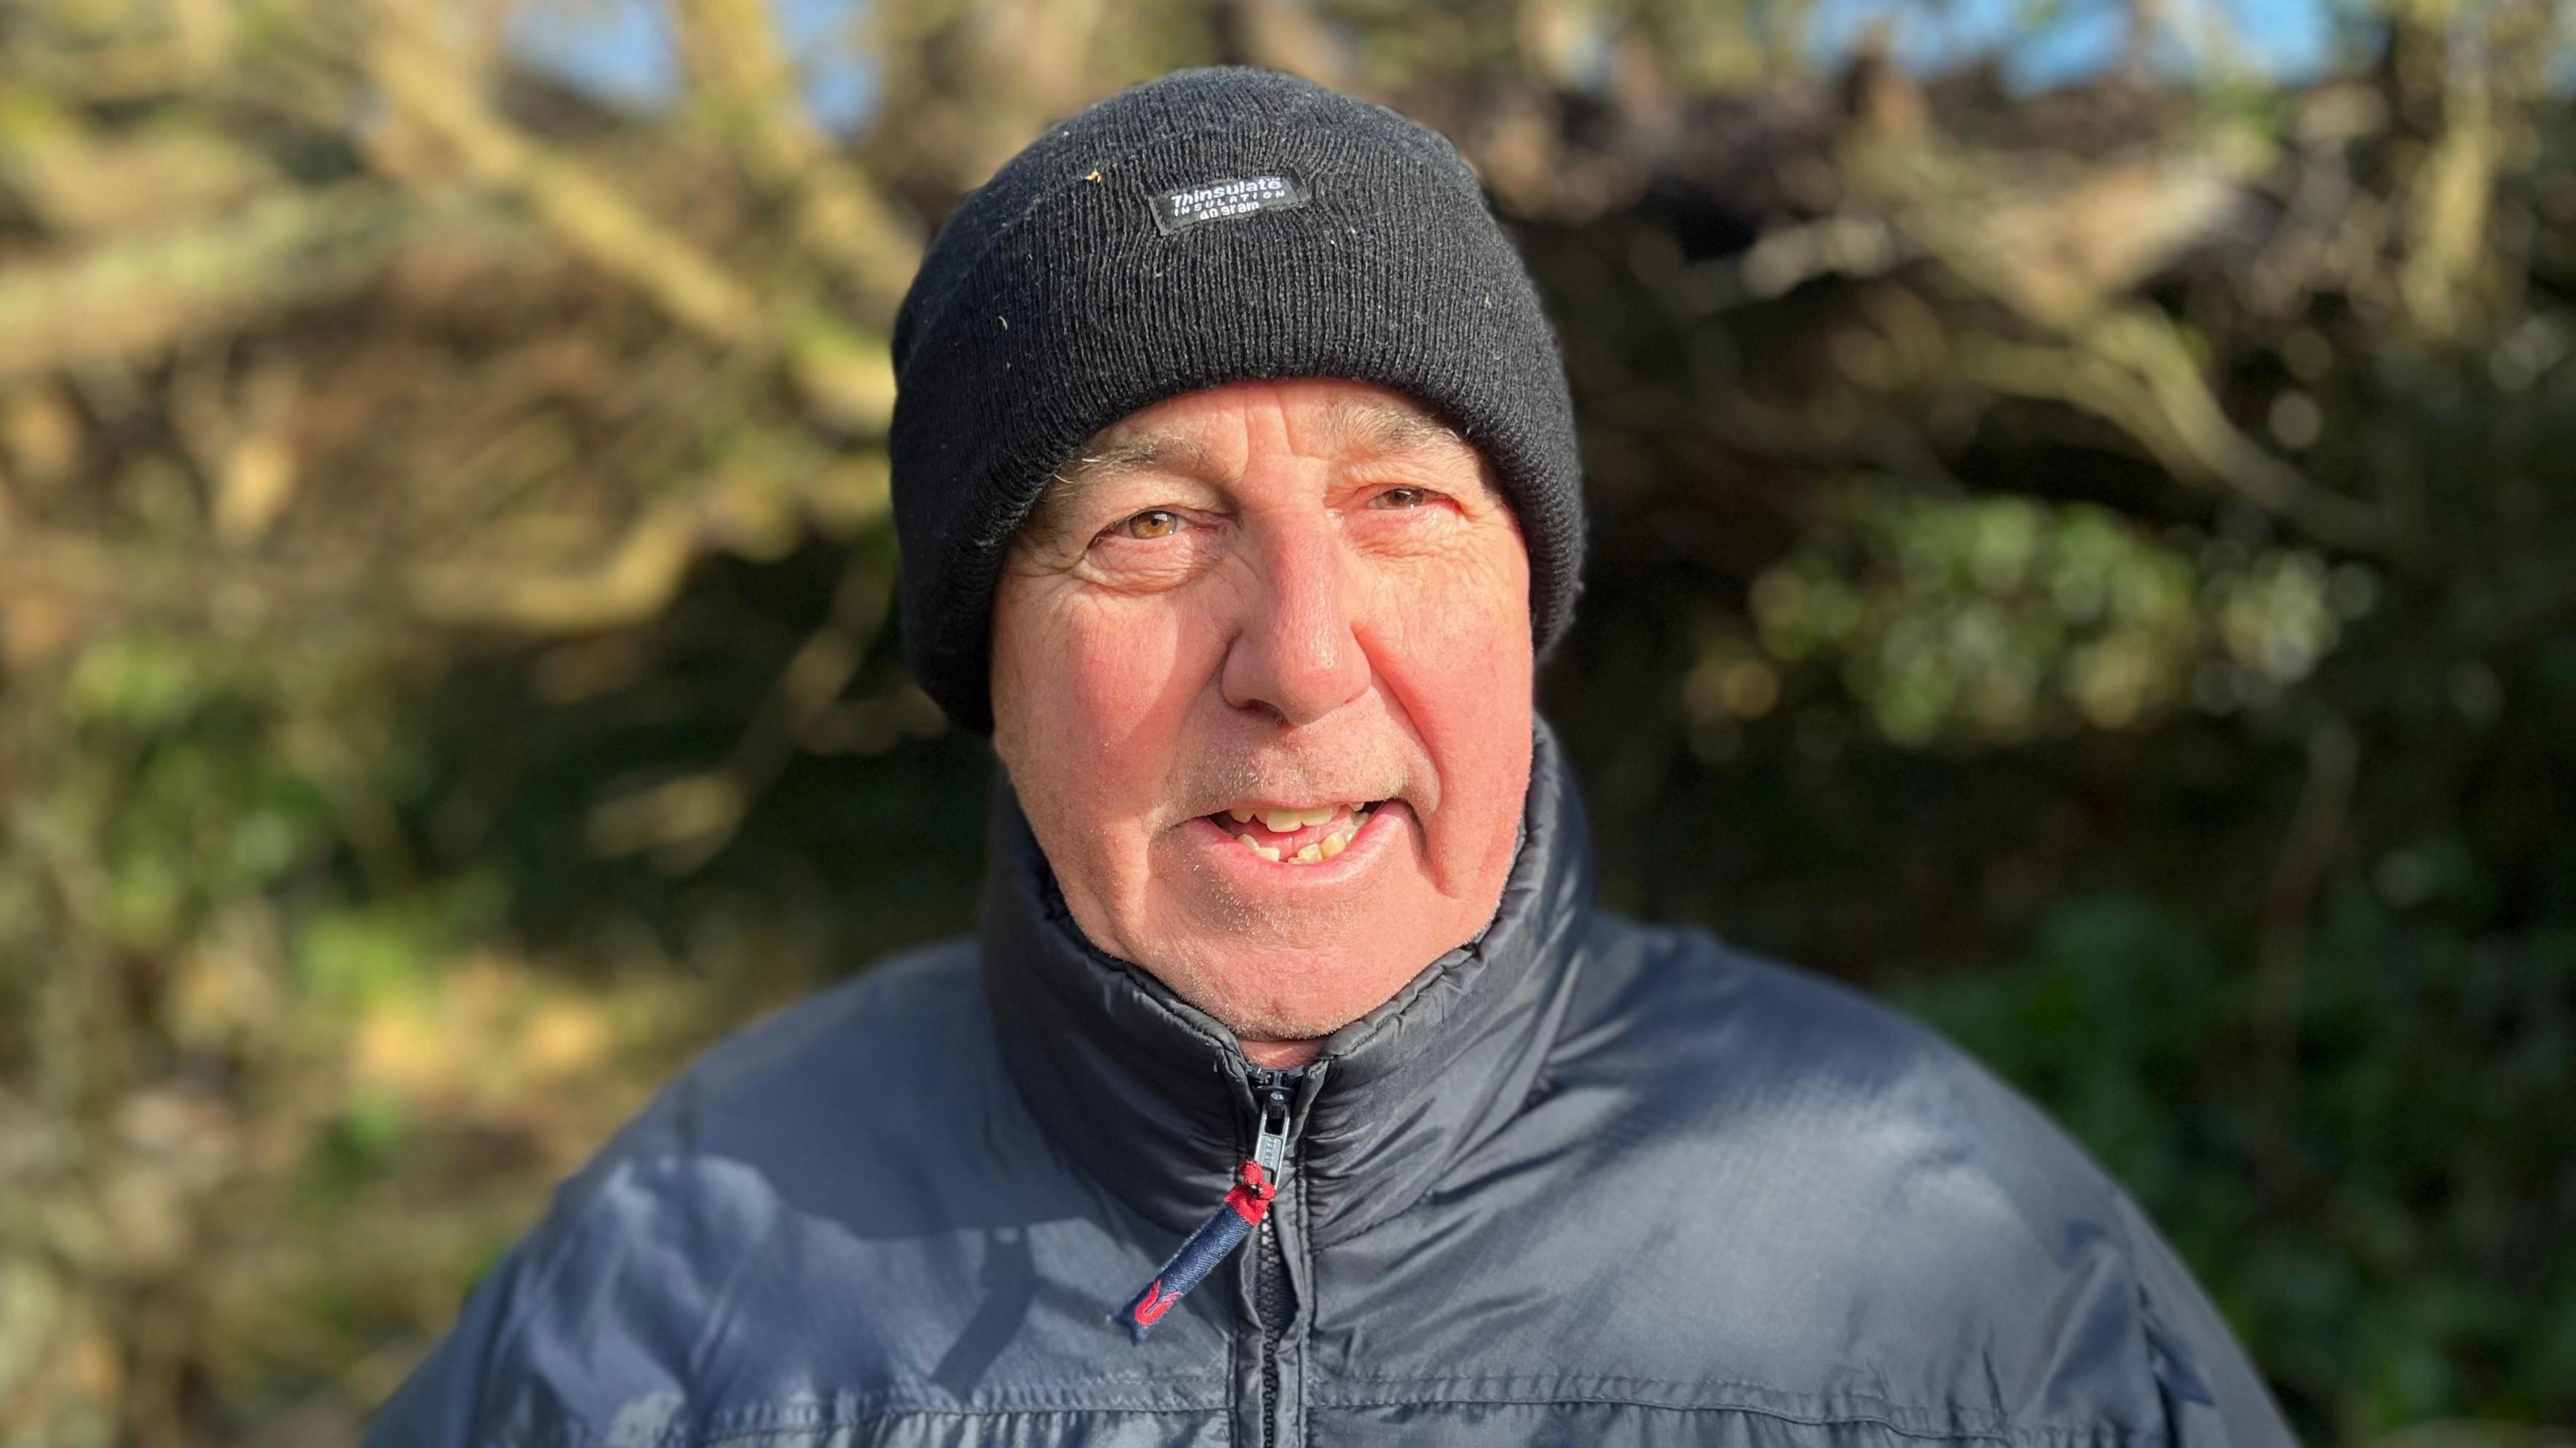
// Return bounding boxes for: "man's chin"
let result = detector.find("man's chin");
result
[1141,944,1421,1054]
[1117,816,1481,1050]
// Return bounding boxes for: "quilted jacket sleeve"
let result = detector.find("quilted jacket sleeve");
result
[358,1082,692,1448]
[2114,1192,2301,1448]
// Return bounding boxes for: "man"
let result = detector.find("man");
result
[368,66,2295,1447]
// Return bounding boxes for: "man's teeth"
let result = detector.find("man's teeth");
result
[1230,807,1368,865]
[1225,804,1346,830]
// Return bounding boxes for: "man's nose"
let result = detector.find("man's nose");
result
[1220,524,1369,726]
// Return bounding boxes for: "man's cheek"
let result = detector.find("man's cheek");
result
[1060,598,1201,762]
[1376,553,1533,677]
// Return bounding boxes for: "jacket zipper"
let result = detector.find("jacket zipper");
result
[1111,1066,1301,1343]
[1248,1070,1298,1448]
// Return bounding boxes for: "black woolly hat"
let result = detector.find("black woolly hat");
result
[888,65,1585,734]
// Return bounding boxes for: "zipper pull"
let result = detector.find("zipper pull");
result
[1252,1082,1291,1183]
[1113,1071,1298,1341]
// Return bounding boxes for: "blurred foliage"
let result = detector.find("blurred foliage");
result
[1,0,2571,1445]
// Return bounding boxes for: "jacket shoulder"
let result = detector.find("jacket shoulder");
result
[1571,913,2135,1227]
[1523,914,2291,1445]
[362,940,1088,1448]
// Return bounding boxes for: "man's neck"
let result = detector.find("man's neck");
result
[1240,1036,1324,1070]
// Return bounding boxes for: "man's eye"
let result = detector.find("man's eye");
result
[1114,510,1182,540]
[1371,486,1438,510]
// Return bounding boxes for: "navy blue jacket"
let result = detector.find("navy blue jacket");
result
[367,726,2294,1446]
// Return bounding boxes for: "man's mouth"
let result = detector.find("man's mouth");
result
[1201,801,1385,865]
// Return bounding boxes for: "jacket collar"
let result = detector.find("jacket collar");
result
[978,719,1595,1242]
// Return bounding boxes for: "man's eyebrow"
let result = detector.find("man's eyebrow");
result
[1059,433,1224,490]
[1327,396,1511,506]
[1314,395,1469,459]
[1015,433,1225,553]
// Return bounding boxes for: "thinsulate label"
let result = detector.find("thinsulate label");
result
[1148,174,1311,235]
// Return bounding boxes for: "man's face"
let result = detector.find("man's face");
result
[991,378,1536,1066]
